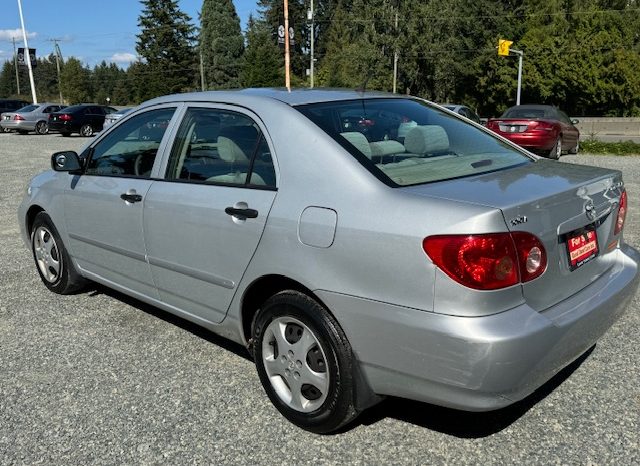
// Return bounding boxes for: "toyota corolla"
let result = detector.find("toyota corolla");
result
[19,89,639,433]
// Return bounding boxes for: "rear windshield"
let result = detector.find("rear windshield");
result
[17,105,38,113]
[297,98,530,186]
[502,107,555,119]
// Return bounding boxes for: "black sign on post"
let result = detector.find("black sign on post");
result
[17,48,37,68]
[277,24,295,48]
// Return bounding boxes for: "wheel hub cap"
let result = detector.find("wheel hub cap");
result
[33,226,61,283]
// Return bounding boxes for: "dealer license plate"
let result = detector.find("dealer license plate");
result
[567,227,599,270]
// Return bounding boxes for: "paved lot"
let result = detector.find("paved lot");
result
[1,132,639,465]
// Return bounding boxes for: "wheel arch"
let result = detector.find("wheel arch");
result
[240,274,330,345]
[26,204,45,235]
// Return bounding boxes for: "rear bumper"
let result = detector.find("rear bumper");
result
[317,243,639,411]
[493,131,558,151]
[0,120,36,131]
[48,121,76,133]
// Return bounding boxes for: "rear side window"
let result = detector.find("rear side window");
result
[85,107,176,177]
[165,107,276,188]
[297,98,529,186]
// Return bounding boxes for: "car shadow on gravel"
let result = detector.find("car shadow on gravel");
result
[88,283,252,362]
[84,282,594,437]
[354,346,595,437]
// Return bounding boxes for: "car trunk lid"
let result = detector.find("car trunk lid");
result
[402,159,625,311]
[488,118,555,134]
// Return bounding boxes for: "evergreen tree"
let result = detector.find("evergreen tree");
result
[136,0,197,100]
[241,15,282,87]
[200,0,245,89]
[60,58,92,104]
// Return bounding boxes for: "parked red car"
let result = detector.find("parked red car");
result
[487,105,580,159]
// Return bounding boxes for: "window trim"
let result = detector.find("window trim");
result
[160,104,279,189]
[81,105,180,179]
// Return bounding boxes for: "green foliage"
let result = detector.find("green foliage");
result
[135,0,197,100]
[200,0,245,89]
[580,139,640,155]
[241,15,282,87]
[60,58,91,104]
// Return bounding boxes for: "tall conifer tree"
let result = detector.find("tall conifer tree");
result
[200,0,244,89]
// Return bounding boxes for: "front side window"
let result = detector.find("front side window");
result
[166,107,276,187]
[85,107,176,177]
[297,98,530,186]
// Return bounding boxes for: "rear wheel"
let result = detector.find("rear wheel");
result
[80,124,94,137]
[35,121,48,135]
[253,291,358,433]
[31,212,86,294]
[549,136,562,159]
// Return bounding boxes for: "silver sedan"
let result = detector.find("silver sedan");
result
[1,102,66,134]
[18,89,640,433]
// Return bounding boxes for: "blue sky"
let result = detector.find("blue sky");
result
[0,0,259,68]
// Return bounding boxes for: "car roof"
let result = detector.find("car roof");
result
[142,88,400,108]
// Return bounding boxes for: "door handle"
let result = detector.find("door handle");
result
[225,207,258,219]
[120,192,143,203]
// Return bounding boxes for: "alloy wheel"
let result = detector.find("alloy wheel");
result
[33,226,61,283]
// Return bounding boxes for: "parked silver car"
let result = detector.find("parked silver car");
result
[102,107,133,129]
[19,89,639,433]
[1,102,66,134]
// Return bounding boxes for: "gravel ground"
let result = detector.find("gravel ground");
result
[1,132,639,465]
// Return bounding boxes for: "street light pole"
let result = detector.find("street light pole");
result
[511,48,524,106]
[17,0,37,104]
[284,0,291,91]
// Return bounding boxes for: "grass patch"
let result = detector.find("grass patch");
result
[580,139,640,155]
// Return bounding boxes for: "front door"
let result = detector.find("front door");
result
[143,106,278,323]
[64,106,178,298]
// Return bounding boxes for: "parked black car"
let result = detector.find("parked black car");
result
[0,99,30,132]
[48,104,118,137]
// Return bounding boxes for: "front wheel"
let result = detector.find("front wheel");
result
[31,212,86,294]
[252,291,358,433]
[80,124,94,137]
[569,140,579,154]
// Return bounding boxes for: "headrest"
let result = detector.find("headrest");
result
[369,140,405,157]
[340,131,372,158]
[404,125,449,155]
[218,125,258,163]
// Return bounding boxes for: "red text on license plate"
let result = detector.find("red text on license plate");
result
[567,229,598,269]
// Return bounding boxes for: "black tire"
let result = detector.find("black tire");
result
[35,121,48,135]
[549,136,562,159]
[31,212,86,294]
[80,124,94,137]
[569,140,579,154]
[252,290,358,433]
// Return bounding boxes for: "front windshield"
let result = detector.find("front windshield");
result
[297,98,531,186]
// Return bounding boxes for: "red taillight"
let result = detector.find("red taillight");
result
[14,114,25,121]
[486,120,498,131]
[59,114,72,121]
[614,190,627,235]
[423,232,547,290]
[531,121,555,131]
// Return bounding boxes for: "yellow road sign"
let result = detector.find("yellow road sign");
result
[498,39,513,56]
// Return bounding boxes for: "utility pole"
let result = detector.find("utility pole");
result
[392,10,399,93]
[284,0,291,91]
[513,49,524,106]
[49,39,64,103]
[12,37,20,95]
[308,0,314,88]
[17,0,37,103]
[199,48,206,91]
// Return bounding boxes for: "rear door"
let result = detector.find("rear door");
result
[143,105,278,323]
[64,106,178,297]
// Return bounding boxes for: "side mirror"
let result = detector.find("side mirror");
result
[51,151,82,173]
[571,119,579,125]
